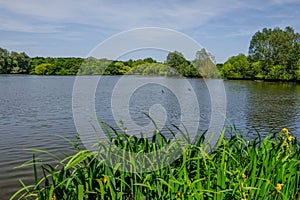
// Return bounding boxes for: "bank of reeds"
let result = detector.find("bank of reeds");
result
[11,126,300,200]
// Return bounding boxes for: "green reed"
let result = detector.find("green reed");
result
[11,125,300,200]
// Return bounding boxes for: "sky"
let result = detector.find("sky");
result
[0,0,300,63]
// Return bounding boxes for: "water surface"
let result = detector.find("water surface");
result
[0,75,299,199]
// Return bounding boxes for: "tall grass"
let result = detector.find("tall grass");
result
[11,126,300,200]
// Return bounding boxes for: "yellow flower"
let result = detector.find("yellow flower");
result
[275,183,283,193]
[285,141,289,146]
[282,128,289,135]
[51,194,57,200]
[101,177,107,184]
[287,135,295,141]
[176,191,181,198]
[242,173,247,181]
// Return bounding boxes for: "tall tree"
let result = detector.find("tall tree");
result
[166,51,197,77]
[248,27,300,80]
[193,48,219,78]
[0,48,10,73]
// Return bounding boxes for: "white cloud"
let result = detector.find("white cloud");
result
[0,17,61,33]
[0,0,244,32]
[0,0,299,61]
[4,0,296,35]
[0,40,28,47]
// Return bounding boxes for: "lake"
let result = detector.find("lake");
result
[0,75,300,199]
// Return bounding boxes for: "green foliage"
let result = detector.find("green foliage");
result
[250,61,264,79]
[28,56,84,75]
[129,63,177,76]
[296,59,300,81]
[193,49,220,78]
[166,51,200,77]
[78,57,158,76]
[220,26,300,81]
[161,49,220,78]
[0,48,11,74]
[249,27,300,69]
[3,25,300,82]
[34,63,51,75]
[265,65,293,80]
[12,126,300,200]
[0,48,31,74]
[0,47,221,79]
[247,26,300,80]
[220,54,250,79]
[103,61,131,75]
[78,57,111,75]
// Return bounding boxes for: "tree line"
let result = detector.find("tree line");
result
[1,26,299,81]
[0,47,217,78]
[218,26,300,81]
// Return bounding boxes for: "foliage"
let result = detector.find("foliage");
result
[0,47,221,79]
[220,26,300,81]
[265,65,293,80]
[103,61,131,75]
[166,51,200,77]
[3,25,300,82]
[34,63,51,75]
[192,49,220,78]
[248,27,300,73]
[219,54,250,79]
[77,57,111,75]
[31,57,84,75]
[128,62,178,76]
[0,48,31,74]
[12,126,300,200]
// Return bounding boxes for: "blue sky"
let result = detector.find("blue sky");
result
[0,0,299,63]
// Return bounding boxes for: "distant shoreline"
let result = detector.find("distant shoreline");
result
[2,73,300,83]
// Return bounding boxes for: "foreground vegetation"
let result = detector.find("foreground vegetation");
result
[11,126,300,200]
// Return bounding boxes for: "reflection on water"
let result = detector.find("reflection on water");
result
[225,80,300,135]
[0,75,299,199]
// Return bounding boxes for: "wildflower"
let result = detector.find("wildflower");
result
[51,194,57,200]
[283,141,291,153]
[176,191,181,198]
[275,183,283,193]
[287,135,295,141]
[282,128,289,136]
[101,177,107,184]
[242,173,247,181]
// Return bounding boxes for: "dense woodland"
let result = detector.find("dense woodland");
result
[1,26,300,81]
[0,47,217,78]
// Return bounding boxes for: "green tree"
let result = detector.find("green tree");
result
[166,51,186,71]
[296,59,300,81]
[248,27,300,80]
[9,51,31,74]
[0,47,10,73]
[193,49,219,78]
[114,61,131,74]
[250,61,263,79]
[265,65,292,80]
[166,51,195,77]
[220,54,250,79]
[34,63,51,75]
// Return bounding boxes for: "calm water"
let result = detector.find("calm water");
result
[0,75,300,199]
